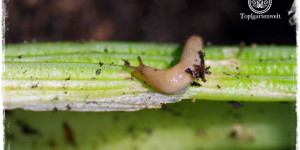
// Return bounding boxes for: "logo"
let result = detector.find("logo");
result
[248,0,272,14]
[240,0,280,20]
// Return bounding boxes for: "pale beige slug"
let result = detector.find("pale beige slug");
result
[124,35,210,94]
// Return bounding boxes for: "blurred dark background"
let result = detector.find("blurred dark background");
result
[5,0,296,45]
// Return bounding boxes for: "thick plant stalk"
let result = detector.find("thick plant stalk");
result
[4,101,296,150]
[3,42,296,111]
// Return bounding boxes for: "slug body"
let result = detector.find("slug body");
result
[124,35,207,94]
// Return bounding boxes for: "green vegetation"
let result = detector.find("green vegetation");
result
[3,42,296,149]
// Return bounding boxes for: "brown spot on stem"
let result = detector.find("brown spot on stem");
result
[66,104,71,110]
[191,98,196,103]
[53,107,58,112]
[63,122,76,147]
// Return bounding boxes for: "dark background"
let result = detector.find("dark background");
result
[5,0,296,45]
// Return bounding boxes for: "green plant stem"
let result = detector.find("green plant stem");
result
[3,42,296,111]
[4,101,296,150]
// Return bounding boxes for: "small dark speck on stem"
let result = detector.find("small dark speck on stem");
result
[258,108,265,114]
[53,107,58,112]
[16,120,39,135]
[161,105,181,116]
[52,96,59,101]
[228,101,243,109]
[223,72,231,76]
[126,77,135,80]
[234,75,239,79]
[127,125,135,133]
[233,114,240,119]
[96,69,101,75]
[31,84,38,88]
[191,81,201,87]
[197,129,205,136]
[48,139,56,148]
[230,131,237,138]
[66,104,71,110]
[23,70,28,74]
[99,62,104,67]
[145,128,153,135]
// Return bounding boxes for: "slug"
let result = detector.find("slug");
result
[123,35,210,94]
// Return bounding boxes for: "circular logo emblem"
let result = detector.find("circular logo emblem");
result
[248,0,272,14]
